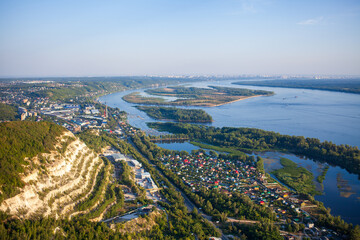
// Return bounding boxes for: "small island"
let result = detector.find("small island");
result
[272,158,318,195]
[136,106,213,123]
[123,86,274,107]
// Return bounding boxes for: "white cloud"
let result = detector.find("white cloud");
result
[297,17,324,25]
[227,0,271,15]
[241,1,257,14]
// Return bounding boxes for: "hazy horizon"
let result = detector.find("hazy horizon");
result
[1,0,359,77]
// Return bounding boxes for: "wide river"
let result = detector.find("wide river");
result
[100,79,360,225]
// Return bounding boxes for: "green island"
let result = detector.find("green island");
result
[123,92,167,105]
[317,165,330,183]
[233,78,360,94]
[123,86,274,107]
[136,106,213,123]
[272,158,318,195]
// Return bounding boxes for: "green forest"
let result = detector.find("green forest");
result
[0,103,18,121]
[136,106,213,123]
[0,121,64,201]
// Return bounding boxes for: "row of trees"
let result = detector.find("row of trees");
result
[210,86,274,96]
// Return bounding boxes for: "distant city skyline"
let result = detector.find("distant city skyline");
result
[0,0,359,77]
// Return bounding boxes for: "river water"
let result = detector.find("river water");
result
[99,79,360,225]
[155,141,360,225]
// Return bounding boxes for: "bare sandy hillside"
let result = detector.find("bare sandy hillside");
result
[0,131,103,218]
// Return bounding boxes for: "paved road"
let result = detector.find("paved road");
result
[227,217,259,225]
[101,208,139,223]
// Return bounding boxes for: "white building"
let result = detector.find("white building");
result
[141,172,151,179]
[128,159,142,168]
[112,153,126,162]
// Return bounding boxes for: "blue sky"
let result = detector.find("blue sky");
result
[0,0,359,77]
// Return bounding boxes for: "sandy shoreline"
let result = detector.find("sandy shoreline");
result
[205,95,264,107]
[123,93,268,107]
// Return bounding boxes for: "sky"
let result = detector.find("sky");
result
[0,0,359,77]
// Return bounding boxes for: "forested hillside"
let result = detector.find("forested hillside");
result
[0,103,18,121]
[0,121,64,201]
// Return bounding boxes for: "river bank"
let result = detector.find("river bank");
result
[99,79,360,225]
[154,140,360,225]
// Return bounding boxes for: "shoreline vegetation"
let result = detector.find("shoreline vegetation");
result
[188,141,320,195]
[233,78,360,94]
[317,166,330,184]
[123,86,274,107]
[146,122,360,178]
[271,158,319,195]
[133,133,360,238]
[136,106,213,123]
